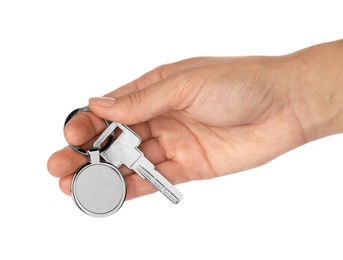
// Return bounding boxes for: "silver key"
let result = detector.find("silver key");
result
[94,122,183,204]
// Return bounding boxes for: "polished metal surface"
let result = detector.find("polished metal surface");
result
[71,149,126,217]
[94,122,142,168]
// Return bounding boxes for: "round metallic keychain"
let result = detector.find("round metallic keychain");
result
[65,107,127,217]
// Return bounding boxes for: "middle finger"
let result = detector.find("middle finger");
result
[48,136,166,179]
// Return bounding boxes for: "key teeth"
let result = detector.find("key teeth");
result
[135,163,183,204]
[162,189,183,204]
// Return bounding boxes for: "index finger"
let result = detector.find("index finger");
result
[63,66,169,146]
[105,57,208,98]
[64,110,154,148]
[64,58,207,146]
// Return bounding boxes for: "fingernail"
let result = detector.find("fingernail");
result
[89,97,115,107]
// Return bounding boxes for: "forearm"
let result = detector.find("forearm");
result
[285,39,343,142]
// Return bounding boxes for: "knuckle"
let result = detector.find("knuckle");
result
[173,70,191,86]
[182,56,206,65]
[127,89,145,107]
[168,71,192,108]
[153,63,173,79]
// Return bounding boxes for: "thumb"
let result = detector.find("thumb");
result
[88,79,182,125]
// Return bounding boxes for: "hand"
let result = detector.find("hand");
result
[47,40,343,200]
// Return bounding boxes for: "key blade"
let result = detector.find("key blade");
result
[132,156,183,204]
[93,121,183,203]
[136,165,182,204]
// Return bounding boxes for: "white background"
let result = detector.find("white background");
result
[0,1,342,259]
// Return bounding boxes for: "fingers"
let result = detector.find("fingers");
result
[48,137,167,179]
[59,174,74,195]
[47,147,87,178]
[65,57,209,147]
[104,57,209,98]
[89,75,188,125]
[65,111,152,148]
[59,160,188,199]
[87,58,214,125]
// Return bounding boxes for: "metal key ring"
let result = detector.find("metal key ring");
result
[64,106,114,155]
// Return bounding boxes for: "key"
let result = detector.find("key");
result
[71,148,126,217]
[94,122,183,204]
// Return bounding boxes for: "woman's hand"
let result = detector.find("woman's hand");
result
[47,40,343,200]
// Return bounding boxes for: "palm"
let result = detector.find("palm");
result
[150,107,305,185]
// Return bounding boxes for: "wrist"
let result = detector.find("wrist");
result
[285,40,343,142]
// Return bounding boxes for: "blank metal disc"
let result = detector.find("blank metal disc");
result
[71,162,126,217]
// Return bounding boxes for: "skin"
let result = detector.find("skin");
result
[47,39,343,201]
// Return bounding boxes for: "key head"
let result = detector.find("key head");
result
[71,162,126,217]
[118,124,141,147]
[98,123,143,168]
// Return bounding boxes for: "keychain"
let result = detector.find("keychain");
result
[64,106,183,217]
[71,148,126,217]
[65,107,126,217]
